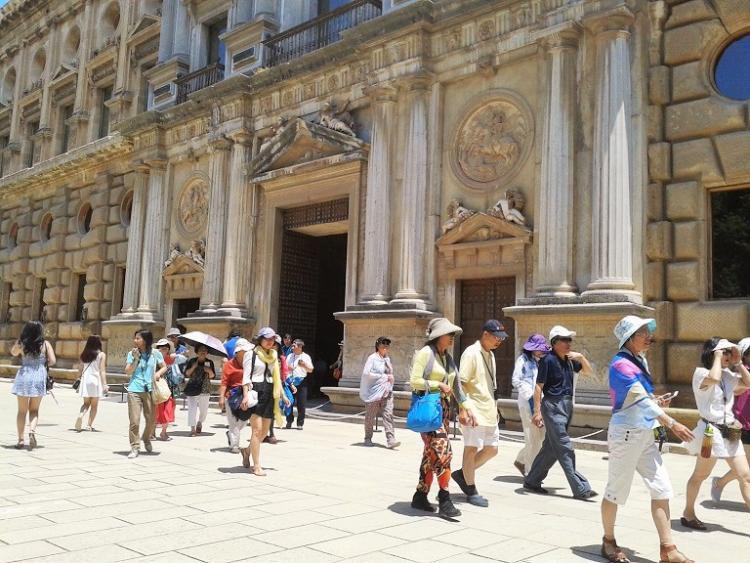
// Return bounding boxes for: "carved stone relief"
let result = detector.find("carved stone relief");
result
[177,181,208,235]
[318,99,356,137]
[441,188,527,234]
[450,91,534,190]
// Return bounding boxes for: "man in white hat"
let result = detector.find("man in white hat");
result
[167,327,187,355]
[524,325,597,499]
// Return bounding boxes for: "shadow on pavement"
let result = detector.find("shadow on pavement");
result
[350,442,389,449]
[168,430,216,437]
[671,518,750,538]
[112,450,161,457]
[387,501,442,519]
[493,474,524,484]
[571,544,651,563]
[701,499,749,513]
[1,444,45,450]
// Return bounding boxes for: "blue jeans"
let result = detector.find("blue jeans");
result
[525,395,591,497]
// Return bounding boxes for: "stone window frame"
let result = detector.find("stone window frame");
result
[708,185,750,300]
[98,1,122,48]
[39,212,53,243]
[29,47,47,84]
[1,66,16,105]
[62,24,82,67]
[706,27,750,103]
[7,222,19,249]
[77,202,93,235]
[120,189,133,227]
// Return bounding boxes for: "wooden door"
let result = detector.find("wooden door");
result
[459,277,516,397]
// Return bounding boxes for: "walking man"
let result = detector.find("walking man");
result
[360,336,400,449]
[167,327,188,355]
[452,319,507,506]
[286,339,313,429]
[524,325,598,500]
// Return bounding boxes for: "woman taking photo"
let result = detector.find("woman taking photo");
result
[124,330,167,459]
[11,321,55,449]
[239,327,290,476]
[600,316,694,563]
[511,333,549,476]
[409,317,474,518]
[681,337,750,529]
[183,344,216,436]
[74,335,108,432]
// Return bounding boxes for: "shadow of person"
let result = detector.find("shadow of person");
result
[350,442,389,449]
[570,544,651,563]
[672,518,750,538]
[493,474,525,484]
[701,499,750,513]
[168,430,216,437]
[218,465,277,474]
[387,501,461,521]
[112,450,161,457]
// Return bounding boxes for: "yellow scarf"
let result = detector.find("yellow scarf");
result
[254,346,283,426]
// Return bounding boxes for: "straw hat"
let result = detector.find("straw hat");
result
[426,318,462,340]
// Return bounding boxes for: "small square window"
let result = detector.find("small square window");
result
[711,188,750,299]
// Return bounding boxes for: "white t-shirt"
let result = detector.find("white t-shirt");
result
[692,367,739,424]
[242,352,273,385]
[287,352,312,379]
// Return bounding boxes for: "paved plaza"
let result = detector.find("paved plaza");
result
[1,381,748,563]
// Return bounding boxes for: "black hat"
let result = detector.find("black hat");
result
[375,336,392,346]
[483,319,509,339]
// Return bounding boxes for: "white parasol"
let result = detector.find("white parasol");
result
[179,331,228,358]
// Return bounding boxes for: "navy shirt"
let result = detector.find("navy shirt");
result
[536,353,582,397]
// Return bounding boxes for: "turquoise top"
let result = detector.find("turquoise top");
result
[126,349,164,393]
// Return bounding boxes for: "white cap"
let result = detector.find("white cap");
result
[613,315,656,349]
[234,338,254,354]
[738,337,750,358]
[549,325,576,341]
[167,328,181,337]
[712,338,738,352]
[155,338,171,348]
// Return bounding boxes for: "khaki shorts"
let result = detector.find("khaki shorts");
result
[461,424,500,449]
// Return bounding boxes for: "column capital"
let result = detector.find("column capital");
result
[395,71,435,94]
[144,158,168,171]
[583,7,634,36]
[363,83,399,104]
[208,133,233,152]
[227,129,253,145]
[131,159,151,174]
[539,24,582,51]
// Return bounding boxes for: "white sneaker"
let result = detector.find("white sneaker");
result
[711,476,722,503]
[127,449,139,459]
[229,446,240,454]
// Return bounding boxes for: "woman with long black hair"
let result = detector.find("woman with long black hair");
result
[11,320,56,450]
[124,330,167,459]
[74,335,108,432]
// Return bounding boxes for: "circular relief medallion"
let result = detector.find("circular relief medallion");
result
[178,181,208,236]
[450,91,534,190]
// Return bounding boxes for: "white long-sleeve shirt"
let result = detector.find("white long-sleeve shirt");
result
[512,354,539,403]
[360,352,393,403]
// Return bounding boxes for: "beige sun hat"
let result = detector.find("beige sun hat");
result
[426,318,463,340]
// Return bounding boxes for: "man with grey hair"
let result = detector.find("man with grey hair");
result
[286,339,313,429]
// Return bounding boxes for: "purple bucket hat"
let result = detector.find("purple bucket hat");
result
[523,333,550,352]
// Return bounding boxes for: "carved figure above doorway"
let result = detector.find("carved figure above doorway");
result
[441,189,527,234]
[441,199,476,234]
[318,99,356,137]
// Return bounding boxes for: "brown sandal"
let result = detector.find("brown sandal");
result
[601,536,630,563]
[679,516,707,530]
[659,544,694,563]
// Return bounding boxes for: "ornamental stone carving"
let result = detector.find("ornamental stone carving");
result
[450,91,534,191]
[319,99,356,137]
[178,181,208,235]
[441,188,527,233]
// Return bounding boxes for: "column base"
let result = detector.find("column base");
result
[358,295,391,306]
[581,287,642,304]
[389,295,433,310]
[177,314,256,340]
[533,285,578,298]
[101,317,166,371]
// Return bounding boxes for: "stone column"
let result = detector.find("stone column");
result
[584,12,638,296]
[199,135,232,312]
[360,86,397,305]
[220,132,252,314]
[121,164,149,314]
[137,161,168,317]
[393,77,430,305]
[231,0,254,28]
[535,30,579,297]
[172,0,190,61]
[69,0,95,148]
[158,0,176,62]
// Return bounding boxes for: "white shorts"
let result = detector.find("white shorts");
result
[604,426,673,506]
[461,425,500,449]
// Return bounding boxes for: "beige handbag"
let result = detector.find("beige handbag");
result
[152,377,171,405]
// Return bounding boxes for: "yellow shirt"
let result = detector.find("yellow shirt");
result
[459,341,498,427]
[410,345,468,406]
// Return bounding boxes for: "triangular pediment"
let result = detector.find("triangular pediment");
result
[51,63,76,81]
[437,212,531,246]
[129,14,160,39]
[162,254,204,277]
[250,118,366,176]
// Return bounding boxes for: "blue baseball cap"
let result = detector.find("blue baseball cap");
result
[483,319,509,339]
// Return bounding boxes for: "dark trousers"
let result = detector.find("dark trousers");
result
[286,382,307,427]
[525,395,591,497]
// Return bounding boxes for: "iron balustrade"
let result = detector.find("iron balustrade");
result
[263,0,382,67]
[175,63,225,104]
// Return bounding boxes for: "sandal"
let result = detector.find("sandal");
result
[15,440,24,450]
[601,536,630,563]
[28,432,37,450]
[659,544,695,563]
[679,516,707,530]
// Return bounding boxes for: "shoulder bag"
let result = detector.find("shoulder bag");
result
[406,348,444,433]
[227,352,260,419]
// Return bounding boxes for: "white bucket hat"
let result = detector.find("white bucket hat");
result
[426,318,463,340]
[155,338,171,348]
[712,338,738,352]
[738,337,750,358]
[549,325,576,342]
[614,315,656,349]
[234,338,254,354]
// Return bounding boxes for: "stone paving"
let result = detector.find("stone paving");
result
[1,381,748,563]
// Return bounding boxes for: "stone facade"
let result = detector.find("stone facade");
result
[0,0,747,408]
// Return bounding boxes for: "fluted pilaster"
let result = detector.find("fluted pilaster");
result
[137,161,168,316]
[120,164,149,314]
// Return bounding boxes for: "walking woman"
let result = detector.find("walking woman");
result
[154,339,178,441]
[11,320,55,449]
[219,338,253,453]
[183,344,216,436]
[264,334,288,444]
[239,327,290,476]
[681,337,750,529]
[409,317,474,518]
[600,316,695,563]
[75,335,108,432]
[125,330,167,459]
[361,336,399,449]
[511,333,549,476]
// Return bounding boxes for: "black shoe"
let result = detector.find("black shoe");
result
[451,469,471,496]
[437,489,461,518]
[574,490,598,500]
[225,430,231,446]
[411,490,436,512]
[523,481,549,495]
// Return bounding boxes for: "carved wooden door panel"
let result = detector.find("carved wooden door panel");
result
[459,277,516,398]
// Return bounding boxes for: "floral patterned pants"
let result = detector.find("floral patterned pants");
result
[416,397,452,493]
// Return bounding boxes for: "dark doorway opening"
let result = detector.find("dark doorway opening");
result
[174,298,200,322]
[278,231,347,397]
[458,277,516,398]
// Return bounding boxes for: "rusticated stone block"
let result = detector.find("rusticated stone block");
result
[647,182,664,221]
[645,261,665,301]
[648,65,671,105]
[665,98,745,141]
[665,181,700,220]
[106,224,127,244]
[650,301,675,341]
[672,61,711,102]
[646,221,673,261]
[83,283,103,301]
[647,105,663,142]
[665,0,717,29]
[673,221,702,260]
[676,301,748,341]
[715,130,750,181]
[713,0,750,34]
[83,244,107,265]
[666,261,701,301]
[102,264,114,283]
[64,234,82,251]
[649,143,671,181]
[664,20,726,65]
[90,208,109,228]
[667,342,703,384]
[672,139,723,183]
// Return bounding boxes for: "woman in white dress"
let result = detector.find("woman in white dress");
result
[75,335,108,432]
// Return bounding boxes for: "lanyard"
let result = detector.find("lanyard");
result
[480,350,496,391]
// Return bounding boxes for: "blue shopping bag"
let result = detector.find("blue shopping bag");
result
[406,391,443,433]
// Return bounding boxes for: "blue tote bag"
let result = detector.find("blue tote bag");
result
[406,348,444,433]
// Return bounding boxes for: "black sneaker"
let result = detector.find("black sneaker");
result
[523,481,549,495]
[225,430,231,446]
[437,490,461,518]
[451,469,471,496]
[284,422,292,429]
[411,490,436,512]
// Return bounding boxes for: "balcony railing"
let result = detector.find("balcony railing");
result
[175,63,225,104]
[263,0,382,67]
